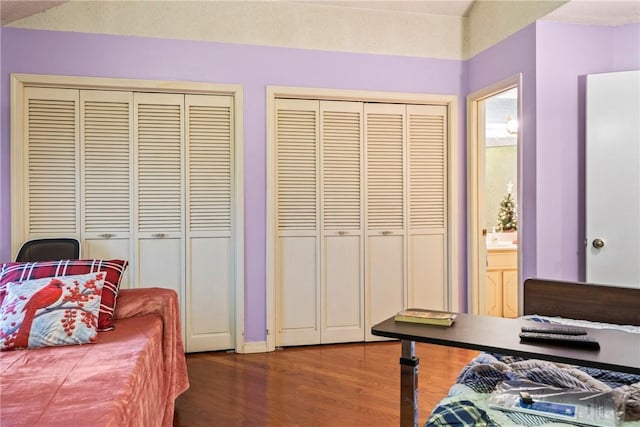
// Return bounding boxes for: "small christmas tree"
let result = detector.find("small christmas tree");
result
[496,192,517,232]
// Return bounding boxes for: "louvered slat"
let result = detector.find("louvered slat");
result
[276,101,318,231]
[322,109,361,230]
[27,93,78,234]
[137,101,183,232]
[366,111,404,229]
[83,97,131,233]
[188,101,232,232]
[409,108,446,229]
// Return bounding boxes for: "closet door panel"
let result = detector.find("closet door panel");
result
[185,94,234,351]
[364,103,406,341]
[409,234,445,310]
[320,101,364,344]
[22,87,80,240]
[322,235,361,343]
[275,99,320,346]
[138,238,183,297]
[277,236,319,346]
[80,89,134,287]
[407,105,448,309]
[367,234,404,332]
[188,237,232,351]
[134,93,185,309]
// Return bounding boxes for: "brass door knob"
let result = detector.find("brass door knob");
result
[592,238,605,249]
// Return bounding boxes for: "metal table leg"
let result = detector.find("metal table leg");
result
[400,339,419,427]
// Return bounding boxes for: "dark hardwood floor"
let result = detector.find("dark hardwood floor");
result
[174,341,478,426]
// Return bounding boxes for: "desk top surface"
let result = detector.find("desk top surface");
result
[371,313,640,375]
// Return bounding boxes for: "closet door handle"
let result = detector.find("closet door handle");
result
[99,233,115,238]
[338,231,347,236]
[381,231,392,236]
[152,233,166,238]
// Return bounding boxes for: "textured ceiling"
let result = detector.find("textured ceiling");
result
[302,0,476,16]
[1,0,66,25]
[544,0,640,25]
[1,0,638,27]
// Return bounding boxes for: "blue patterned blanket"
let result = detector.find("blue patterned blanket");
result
[425,353,640,426]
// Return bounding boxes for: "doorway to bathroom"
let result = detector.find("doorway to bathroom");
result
[467,75,521,318]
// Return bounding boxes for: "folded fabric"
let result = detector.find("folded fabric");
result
[426,399,498,426]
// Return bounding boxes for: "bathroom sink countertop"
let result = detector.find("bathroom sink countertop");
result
[486,241,518,250]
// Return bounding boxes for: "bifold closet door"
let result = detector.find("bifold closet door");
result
[275,99,321,346]
[134,93,185,312]
[407,105,448,310]
[80,90,134,288]
[20,87,80,244]
[185,94,235,352]
[364,103,406,341]
[320,101,364,344]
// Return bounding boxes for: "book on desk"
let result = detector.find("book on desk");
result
[394,308,457,326]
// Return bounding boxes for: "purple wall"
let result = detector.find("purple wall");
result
[535,22,614,280]
[3,22,637,343]
[535,21,640,281]
[467,23,538,281]
[0,28,465,341]
[613,23,640,71]
[467,21,640,285]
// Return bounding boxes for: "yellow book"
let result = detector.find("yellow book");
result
[394,309,457,326]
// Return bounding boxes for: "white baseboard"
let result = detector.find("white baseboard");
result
[239,340,269,354]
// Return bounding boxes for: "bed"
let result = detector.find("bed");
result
[0,286,189,426]
[425,278,640,427]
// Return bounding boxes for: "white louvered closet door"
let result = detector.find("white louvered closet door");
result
[407,105,448,310]
[80,90,134,288]
[275,99,321,346]
[364,103,407,341]
[134,93,185,315]
[319,101,364,344]
[185,94,234,352]
[22,88,80,243]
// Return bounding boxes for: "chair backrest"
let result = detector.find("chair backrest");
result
[15,238,81,262]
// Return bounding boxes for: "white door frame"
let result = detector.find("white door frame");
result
[467,74,522,315]
[266,86,459,352]
[11,73,246,352]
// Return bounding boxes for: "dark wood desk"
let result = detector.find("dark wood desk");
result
[371,313,640,427]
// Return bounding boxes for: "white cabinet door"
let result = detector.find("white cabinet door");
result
[364,103,406,341]
[485,270,502,317]
[586,70,640,288]
[407,105,448,310]
[185,94,235,351]
[275,99,321,346]
[80,90,134,288]
[134,93,185,327]
[320,101,364,344]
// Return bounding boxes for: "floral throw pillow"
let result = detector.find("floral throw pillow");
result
[0,272,105,351]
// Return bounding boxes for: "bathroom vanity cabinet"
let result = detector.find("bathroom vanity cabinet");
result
[486,247,518,318]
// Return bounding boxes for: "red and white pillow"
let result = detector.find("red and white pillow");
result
[0,272,106,351]
[0,259,128,331]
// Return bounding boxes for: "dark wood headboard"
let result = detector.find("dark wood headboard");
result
[523,278,640,326]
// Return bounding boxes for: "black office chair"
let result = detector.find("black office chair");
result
[15,238,81,262]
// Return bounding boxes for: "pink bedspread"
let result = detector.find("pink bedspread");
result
[0,287,189,426]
